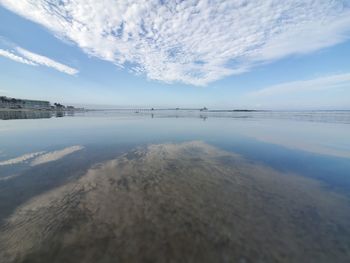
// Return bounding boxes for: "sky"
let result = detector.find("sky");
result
[0,0,350,109]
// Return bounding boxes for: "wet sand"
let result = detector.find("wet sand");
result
[0,141,349,263]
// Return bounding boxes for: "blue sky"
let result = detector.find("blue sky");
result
[0,1,350,109]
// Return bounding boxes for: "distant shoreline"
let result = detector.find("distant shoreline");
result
[86,108,263,112]
[0,108,86,112]
[1,108,349,113]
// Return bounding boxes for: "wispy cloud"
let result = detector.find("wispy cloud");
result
[16,47,78,75]
[0,49,37,66]
[0,46,78,75]
[239,72,350,109]
[249,73,350,97]
[0,1,349,85]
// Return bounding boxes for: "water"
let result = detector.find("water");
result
[0,110,350,263]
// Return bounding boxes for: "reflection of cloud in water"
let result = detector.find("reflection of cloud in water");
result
[0,151,45,166]
[0,146,84,167]
[1,142,349,263]
[228,120,350,158]
[31,146,84,166]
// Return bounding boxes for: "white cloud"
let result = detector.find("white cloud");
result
[16,47,78,75]
[249,73,350,97]
[0,49,37,66]
[0,46,78,75]
[1,1,350,85]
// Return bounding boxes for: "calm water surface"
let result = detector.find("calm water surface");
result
[0,110,350,263]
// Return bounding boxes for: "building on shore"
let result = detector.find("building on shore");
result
[0,96,51,110]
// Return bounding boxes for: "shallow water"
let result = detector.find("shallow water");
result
[0,110,350,263]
